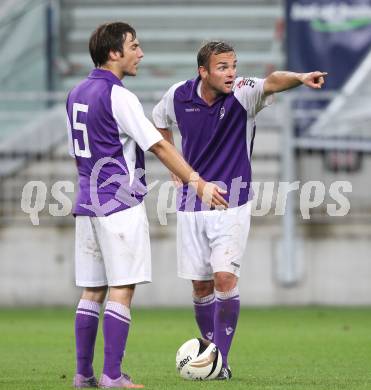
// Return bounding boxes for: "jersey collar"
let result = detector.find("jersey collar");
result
[88,68,123,86]
[184,76,205,105]
[186,76,226,107]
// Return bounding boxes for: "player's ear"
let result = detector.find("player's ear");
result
[108,49,121,61]
[199,66,208,80]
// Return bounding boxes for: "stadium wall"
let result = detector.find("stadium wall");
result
[1,222,370,306]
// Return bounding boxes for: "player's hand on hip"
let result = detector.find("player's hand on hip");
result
[198,181,228,210]
[210,184,229,210]
[301,71,328,89]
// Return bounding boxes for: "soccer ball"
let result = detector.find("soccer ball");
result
[175,338,222,380]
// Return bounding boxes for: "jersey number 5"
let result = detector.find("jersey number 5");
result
[73,103,91,158]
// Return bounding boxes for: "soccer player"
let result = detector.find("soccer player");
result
[152,41,327,380]
[67,24,227,389]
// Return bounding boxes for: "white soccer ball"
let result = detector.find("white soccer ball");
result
[175,338,222,380]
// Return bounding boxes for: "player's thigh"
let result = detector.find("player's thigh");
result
[94,203,151,286]
[207,202,252,276]
[176,211,212,280]
[75,216,107,287]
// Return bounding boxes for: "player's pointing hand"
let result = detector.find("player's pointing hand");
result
[301,71,328,89]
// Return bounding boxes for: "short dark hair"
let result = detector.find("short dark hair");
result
[89,22,136,67]
[197,41,235,70]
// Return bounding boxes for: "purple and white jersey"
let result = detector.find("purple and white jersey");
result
[152,76,273,212]
[66,69,163,217]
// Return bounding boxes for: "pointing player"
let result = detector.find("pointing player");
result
[67,25,227,389]
[152,41,326,380]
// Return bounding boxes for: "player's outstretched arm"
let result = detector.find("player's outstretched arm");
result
[157,127,183,187]
[150,139,228,209]
[263,71,328,95]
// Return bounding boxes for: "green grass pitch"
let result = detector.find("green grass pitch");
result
[0,307,371,389]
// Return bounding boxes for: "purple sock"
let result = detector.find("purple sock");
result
[193,293,215,341]
[75,299,101,377]
[103,301,131,380]
[214,288,240,368]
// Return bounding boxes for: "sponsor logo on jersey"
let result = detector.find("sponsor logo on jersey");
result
[185,107,201,112]
[237,78,255,89]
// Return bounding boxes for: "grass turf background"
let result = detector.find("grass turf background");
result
[0,308,371,389]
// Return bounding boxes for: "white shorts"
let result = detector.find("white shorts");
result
[75,202,151,287]
[176,202,252,280]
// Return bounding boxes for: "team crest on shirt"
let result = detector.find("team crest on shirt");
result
[206,332,213,340]
[225,327,234,336]
[219,106,225,120]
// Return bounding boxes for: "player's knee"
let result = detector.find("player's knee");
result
[214,272,237,292]
[82,286,108,303]
[192,280,214,298]
[108,285,136,307]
